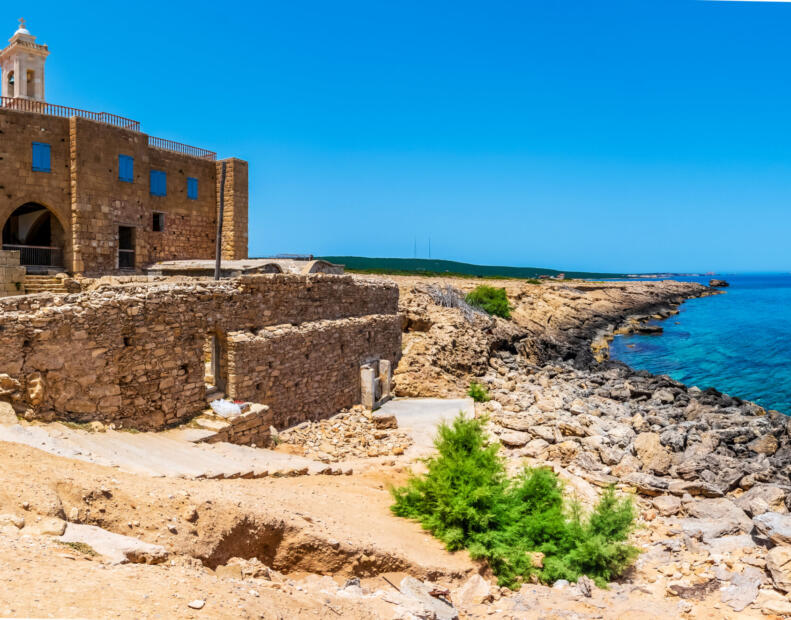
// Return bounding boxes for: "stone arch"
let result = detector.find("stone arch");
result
[6,70,14,97]
[1,201,70,272]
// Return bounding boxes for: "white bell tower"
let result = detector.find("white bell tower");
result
[0,18,49,101]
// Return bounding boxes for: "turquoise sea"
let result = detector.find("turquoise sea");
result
[609,274,791,415]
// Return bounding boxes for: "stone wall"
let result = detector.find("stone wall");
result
[226,315,402,429]
[201,404,274,447]
[0,108,248,276]
[0,274,400,430]
[0,250,25,296]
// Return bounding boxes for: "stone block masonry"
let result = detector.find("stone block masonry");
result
[0,250,25,296]
[0,274,401,430]
[226,315,402,429]
[0,108,248,276]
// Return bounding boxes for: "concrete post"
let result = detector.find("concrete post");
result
[379,359,391,400]
[360,365,376,410]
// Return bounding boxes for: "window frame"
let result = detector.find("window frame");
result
[149,169,167,197]
[32,142,51,173]
[187,177,199,200]
[152,212,165,232]
[119,154,134,183]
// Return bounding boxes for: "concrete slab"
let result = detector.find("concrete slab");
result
[376,398,474,458]
[57,523,168,565]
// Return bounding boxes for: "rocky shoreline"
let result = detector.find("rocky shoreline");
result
[386,275,791,616]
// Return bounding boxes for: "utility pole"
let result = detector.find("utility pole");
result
[214,161,227,280]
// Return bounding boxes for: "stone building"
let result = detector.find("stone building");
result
[0,20,248,276]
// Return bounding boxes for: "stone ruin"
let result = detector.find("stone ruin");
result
[0,274,401,437]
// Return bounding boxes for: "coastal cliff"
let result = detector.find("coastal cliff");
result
[383,274,791,616]
[394,277,712,397]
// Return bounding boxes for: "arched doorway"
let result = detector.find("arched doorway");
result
[2,203,65,270]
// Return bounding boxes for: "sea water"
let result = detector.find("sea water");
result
[608,274,791,415]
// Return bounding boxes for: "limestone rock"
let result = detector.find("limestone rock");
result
[685,498,752,532]
[748,434,778,456]
[634,432,672,475]
[680,518,745,542]
[611,454,642,477]
[372,411,397,430]
[652,495,682,517]
[735,484,787,516]
[754,512,791,546]
[498,415,532,432]
[520,438,549,458]
[57,522,168,565]
[667,479,724,498]
[454,574,492,608]
[767,546,791,593]
[399,577,459,620]
[623,472,669,496]
[756,588,791,616]
[0,513,25,529]
[720,566,764,611]
[0,401,17,425]
[23,516,66,536]
[654,389,675,404]
[499,430,531,448]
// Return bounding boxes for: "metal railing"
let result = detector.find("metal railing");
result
[1,97,218,160]
[148,136,217,161]
[0,96,141,131]
[2,244,63,267]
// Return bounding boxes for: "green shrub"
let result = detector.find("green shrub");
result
[465,286,512,319]
[391,414,639,589]
[467,381,491,402]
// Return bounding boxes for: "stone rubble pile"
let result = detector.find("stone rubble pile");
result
[473,349,791,615]
[276,406,413,462]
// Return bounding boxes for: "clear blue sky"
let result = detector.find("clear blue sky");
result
[10,0,791,272]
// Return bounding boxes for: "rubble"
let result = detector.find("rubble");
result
[276,406,413,461]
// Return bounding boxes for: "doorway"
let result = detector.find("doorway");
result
[2,203,65,270]
[118,226,135,270]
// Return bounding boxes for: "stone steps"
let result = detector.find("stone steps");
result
[0,421,334,479]
[24,275,68,295]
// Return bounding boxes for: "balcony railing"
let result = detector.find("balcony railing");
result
[1,97,218,161]
[1,96,141,131]
[148,136,217,161]
[2,244,63,267]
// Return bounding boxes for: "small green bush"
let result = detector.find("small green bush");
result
[467,381,491,402]
[391,414,639,589]
[465,286,512,319]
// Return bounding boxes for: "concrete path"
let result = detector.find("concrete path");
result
[0,422,330,479]
[376,397,475,458]
[0,398,473,478]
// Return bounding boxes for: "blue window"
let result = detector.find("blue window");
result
[150,170,167,196]
[187,177,198,200]
[119,155,134,183]
[32,142,51,173]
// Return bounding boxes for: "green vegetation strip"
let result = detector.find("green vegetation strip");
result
[320,257,625,280]
[391,414,639,589]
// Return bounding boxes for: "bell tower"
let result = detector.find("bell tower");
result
[0,18,49,101]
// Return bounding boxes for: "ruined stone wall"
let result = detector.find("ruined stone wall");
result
[0,108,248,275]
[0,250,25,296]
[0,275,399,430]
[226,315,402,429]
